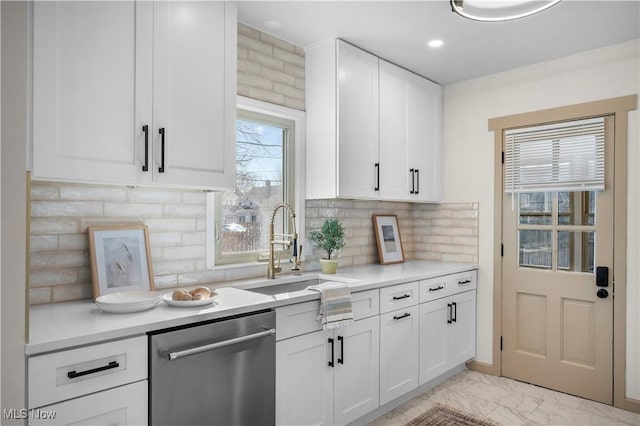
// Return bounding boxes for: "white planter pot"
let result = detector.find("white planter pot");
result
[319,259,339,274]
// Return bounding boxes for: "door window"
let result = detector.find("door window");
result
[518,191,596,273]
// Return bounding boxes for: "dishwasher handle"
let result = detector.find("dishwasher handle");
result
[167,328,276,361]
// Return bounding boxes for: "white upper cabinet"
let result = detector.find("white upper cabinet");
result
[379,60,443,202]
[409,75,443,202]
[32,1,236,190]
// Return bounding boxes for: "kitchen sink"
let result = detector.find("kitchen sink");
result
[244,278,328,296]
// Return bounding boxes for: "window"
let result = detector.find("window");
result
[207,98,304,267]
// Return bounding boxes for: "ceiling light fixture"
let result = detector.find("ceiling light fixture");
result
[263,20,283,30]
[450,0,562,22]
[427,39,444,48]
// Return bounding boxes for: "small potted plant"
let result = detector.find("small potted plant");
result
[308,218,346,274]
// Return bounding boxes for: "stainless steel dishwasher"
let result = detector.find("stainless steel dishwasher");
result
[149,310,276,426]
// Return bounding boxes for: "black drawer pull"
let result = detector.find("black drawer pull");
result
[415,169,419,194]
[337,336,344,365]
[452,302,457,322]
[393,312,411,320]
[410,168,415,194]
[374,163,380,191]
[458,279,472,285]
[392,294,411,300]
[142,125,149,172]
[67,361,119,379]
[158,127,166,173]
[328,338,334,367]
[447,303,452,324]
[429,286,444,292]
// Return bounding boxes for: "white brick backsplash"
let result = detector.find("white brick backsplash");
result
[58,234,89,250]
[163,204,206,217]
[182,231,206,245]
[103,202,163,217]
[52,283,92,303]
[238,23,304,110]
[153,260,197,275]
[163,245,206,260]
[30,287,52,305]
[149,232,183,246]
[30,235,59,252]
[145,218,197,232]
[60,185,126,201]
[182,191,206,204]
[154,274,178,289]
[32,201,103,217]
[177,269,226,286]
[30,268,78,287]
[31,250,88,269]
[31,184,60,200]
[128,188,182,203]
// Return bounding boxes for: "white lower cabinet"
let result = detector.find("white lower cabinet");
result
[379,305,419,405]
[276,315,380,426]
[27,336,148,426]
[29,381,147,426]
[419,290,476,385]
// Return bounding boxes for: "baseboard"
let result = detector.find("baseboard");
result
[619,396,640,414]
[465,360,497,376]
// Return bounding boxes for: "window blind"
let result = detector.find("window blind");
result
[504,117,605,193]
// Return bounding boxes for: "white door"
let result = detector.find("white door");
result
[152,1,236,189]
[32,1,153,184]
[379,60,411,201]
[448,291,477,367]
[418,298,450,384]
[276,330,334,426]
[409,75,443,202]
[337,41,379,199]
[333,316,380,425]
[380,306,419,405]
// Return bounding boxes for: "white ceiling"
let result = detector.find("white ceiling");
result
[237,0,640,86]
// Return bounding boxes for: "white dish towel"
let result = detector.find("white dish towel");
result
[307,281,354,329]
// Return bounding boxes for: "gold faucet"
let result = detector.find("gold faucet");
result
[268,203,301,279]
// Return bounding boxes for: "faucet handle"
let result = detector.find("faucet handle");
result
[275,254,282,273]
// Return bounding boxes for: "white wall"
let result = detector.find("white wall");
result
[442,39,640,399]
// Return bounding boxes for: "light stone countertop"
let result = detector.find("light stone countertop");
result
[27,260,477,356]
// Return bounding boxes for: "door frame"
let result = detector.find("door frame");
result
[486,95,638,412]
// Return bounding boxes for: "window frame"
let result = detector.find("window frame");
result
[206,96,306,269]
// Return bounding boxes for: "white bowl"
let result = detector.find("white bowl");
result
[162,293,217,308]
[95,291,161,305]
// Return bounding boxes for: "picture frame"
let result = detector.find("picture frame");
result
[88,224,155,299]
[372,215,405,265]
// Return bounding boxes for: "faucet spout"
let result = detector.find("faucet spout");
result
[268,203,299,279]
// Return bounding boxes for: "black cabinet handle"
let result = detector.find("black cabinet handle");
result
[410,168,415,194]
[374,163,380,191]
[158,127,166,173]
[142,125,149,172]
[392,294,411,300]
[337,336,344,365]
[328,337,334,367]
[415,169,420,194]
[67,361,119,379]
[458,279,472,285]
[429,285,444,292]
[447,303,452,324]
[452,302,457,322]
[393,312,411,320]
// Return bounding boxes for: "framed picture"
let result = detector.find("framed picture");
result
[372,215,405,265]
[88,225,155,299]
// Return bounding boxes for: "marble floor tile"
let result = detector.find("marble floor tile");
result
[367,369,640,426]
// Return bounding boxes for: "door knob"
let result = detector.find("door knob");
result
[597,288,609,299]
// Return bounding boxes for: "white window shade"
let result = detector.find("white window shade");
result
[504,117,605,193]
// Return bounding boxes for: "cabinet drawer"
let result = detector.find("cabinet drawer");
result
[419,276,449,303]
[28,336,147,409]
[448,270,477,296]
[379,281,419,313]
[352,289,380,319]
[276,290,380,340]
[29,380,148,426]
[30,380,147,426]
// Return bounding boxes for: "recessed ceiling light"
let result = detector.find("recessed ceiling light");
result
[427,39,444,48]
[263,20,283,30]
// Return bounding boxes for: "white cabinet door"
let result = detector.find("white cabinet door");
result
[276,329,334,426]
[30,381,147,426]
[333,316,380,426]
[32,1,153,185]
[419,290,477,385]
[449,290,477,367]
[418,297,450,385]
[337,41,379,199]
[152,1,236,189]
[379,60,411,201]
[380,306,419,405]
[408,75,443,202]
